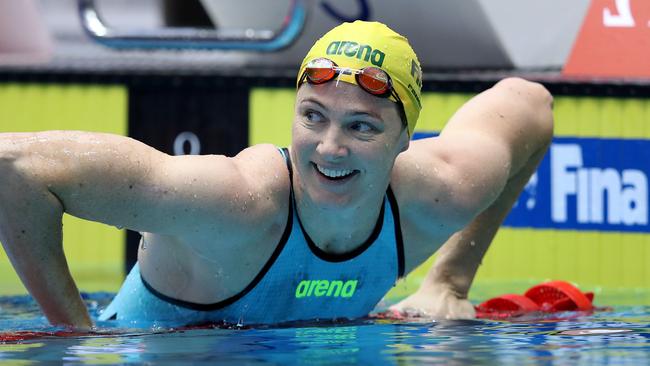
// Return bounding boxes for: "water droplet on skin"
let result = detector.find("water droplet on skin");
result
[470,240,476,246]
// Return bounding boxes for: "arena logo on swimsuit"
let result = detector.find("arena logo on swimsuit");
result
[326,41,385,67]
[294,279,357,298]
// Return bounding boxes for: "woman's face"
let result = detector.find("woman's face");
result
[291,81,409,209]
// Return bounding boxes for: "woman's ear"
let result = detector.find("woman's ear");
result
[399,128,410,153]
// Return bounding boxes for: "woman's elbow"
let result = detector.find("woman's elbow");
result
[497,77,554,144]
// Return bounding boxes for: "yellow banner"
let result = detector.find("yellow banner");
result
[0,83,128,295]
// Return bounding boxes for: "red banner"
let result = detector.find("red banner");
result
[563,0,650,78]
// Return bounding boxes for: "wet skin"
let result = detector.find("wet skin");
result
[0,77,554,327]
[139,81,411,305]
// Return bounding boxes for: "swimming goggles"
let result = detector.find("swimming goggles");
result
[299,58,404,107]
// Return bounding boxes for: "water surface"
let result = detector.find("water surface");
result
[0,294,648,365]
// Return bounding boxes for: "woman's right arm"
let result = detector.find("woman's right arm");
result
[0,135,92,327]
[0,131,283,328]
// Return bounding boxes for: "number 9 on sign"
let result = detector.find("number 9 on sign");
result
[174,131,201,155]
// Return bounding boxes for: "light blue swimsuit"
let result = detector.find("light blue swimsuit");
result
[99,148,405,327]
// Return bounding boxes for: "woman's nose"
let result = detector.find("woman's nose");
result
[316,125,348,161]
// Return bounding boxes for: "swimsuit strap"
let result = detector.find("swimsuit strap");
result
[280,147,293,185]
[279,147,297,214]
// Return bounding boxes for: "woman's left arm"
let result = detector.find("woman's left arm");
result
[391,78,554,318]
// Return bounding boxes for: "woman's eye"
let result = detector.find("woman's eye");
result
[304,110,324,123]
[351,122,376,133]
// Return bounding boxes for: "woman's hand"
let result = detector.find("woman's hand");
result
[387,282,476,320]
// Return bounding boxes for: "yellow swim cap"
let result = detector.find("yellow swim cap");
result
[297,21,423,136]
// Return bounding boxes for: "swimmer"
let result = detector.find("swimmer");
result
[0,21,553,328]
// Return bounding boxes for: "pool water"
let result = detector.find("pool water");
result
[0,293,649,365]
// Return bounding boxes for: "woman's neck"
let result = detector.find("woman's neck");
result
[293,186,386,254]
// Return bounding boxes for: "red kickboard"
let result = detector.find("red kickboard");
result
[476,280,596,320]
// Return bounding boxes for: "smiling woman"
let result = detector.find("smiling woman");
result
[291,80,407,212]
[0,20,553,329]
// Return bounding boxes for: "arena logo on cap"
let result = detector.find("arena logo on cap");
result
[326,41,385,67]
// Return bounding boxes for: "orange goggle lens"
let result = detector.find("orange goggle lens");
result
[357,68,390,95]
[305,66,336,84]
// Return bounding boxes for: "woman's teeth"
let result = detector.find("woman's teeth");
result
[316,164,354,178]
